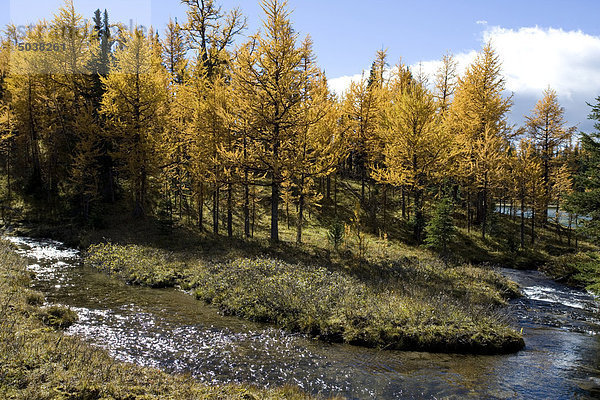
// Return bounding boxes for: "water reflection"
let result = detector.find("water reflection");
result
[6,236,600,399]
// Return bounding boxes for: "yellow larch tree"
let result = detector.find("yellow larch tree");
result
[372,78,451,242]
[447,42,512,238]
[289,37,346,244]
[434,52,458,114]
[512,139,543,248]
[230,0,314,242]
[526,87,574,223]
[101,28,169,217]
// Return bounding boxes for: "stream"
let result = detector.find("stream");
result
[6,236,600,399]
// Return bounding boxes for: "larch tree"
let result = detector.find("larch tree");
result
[177,60,211,230]
[181,0,245,234]
[372,77,451,242]
[526,87,573,223]
[434,52,458,114]
[342,55,386,206]
[0,43,15,207]
[6,23,49,193]
[447,42,512,238]
[49,2,96,206]
[182,0,246,79]
[512,139,543,248]
[230,0,313,242]
[163,18,188,84]
[101,28,169,217]
[70,106,102,221]
[552,163,573,241]
[0,103,14,208]
[290,37,345,244]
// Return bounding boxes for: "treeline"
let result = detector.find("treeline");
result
[0,0,596,247]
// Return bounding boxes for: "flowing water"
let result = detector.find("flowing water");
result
[6,236,600,399]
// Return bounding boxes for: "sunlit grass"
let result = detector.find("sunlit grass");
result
[86,243,524,354]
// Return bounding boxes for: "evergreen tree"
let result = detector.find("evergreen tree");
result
[566,97,600,244]
[425,197,455,256]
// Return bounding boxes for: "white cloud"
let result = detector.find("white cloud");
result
[484,26,600,99]
[328,26,600,130]
[328,73,364,97]
[476,20,488,25]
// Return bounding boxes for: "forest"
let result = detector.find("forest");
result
[0,0,598,252]
[1,0,600,398]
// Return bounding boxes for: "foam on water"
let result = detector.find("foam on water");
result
[4,236,79,261]
[523,286,590,310]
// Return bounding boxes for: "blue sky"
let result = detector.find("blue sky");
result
[3,0,600,130]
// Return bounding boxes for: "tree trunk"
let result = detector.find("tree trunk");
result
[286,200,290,229]
[467,190,471,233]
[251,186,256,238]
[555,198,562,242]
[334,173,338,216]
[28,82,43,190]
[520,195,525,249]
[530,207,535,245]
[413,188,424,243]
[567,213,572,247]
[401,188,406,220]
[243,181,250,239]
[6,146,11,208]
[227,183,233,238]
[296,189,304,244]
[133,166,146,218]
[481,174,488,239]
[271,178,280,242]
[213,186,219,235]
[370,181,378,233]
[198,184,204,231]
[382,184,388,234]
[542,157,549,225]
[575,215,579,249]
[361,168,365,204]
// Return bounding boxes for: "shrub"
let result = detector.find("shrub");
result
[38,305,79,329]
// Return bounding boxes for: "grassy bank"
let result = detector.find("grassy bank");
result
[542,251,600,295]
[0,241,315,400]
[86,243,524,354]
